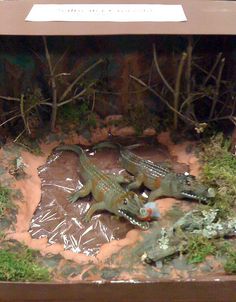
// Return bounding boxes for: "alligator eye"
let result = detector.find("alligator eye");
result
[123,200,128,205]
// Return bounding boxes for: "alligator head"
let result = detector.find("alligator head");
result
[117,192,150,230]
[163,172,215,203]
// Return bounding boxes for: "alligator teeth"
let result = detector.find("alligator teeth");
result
[182,192,207,202]
[118,209,150,230]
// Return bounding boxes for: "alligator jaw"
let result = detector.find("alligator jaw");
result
[181,191,207,203]
[118,209,150,230]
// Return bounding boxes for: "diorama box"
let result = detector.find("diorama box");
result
[0,1,236,301]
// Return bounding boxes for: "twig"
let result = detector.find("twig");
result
[13,129,26,143]
[179,92,206,111]
[153,44,174,94]
[43,36,58,131]
[0,96,21,102]
[59,58,105,102]
[91,90,96,112]
[203,52,222,85]
[0,113,21,127]
[52,47,70,73]
[54,72,71,79]
[186,36,193,101]
[58,82,96,107]
[20,94,31,135]
[193,62,217,82]
[209,57,225,119]
[173,52,187,129]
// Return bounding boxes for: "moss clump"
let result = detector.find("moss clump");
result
[0,186,13,218]
[58,102,87,122]
[224,252,236,274]
[0,247,51,281]
[187,235,216,264]
[58,102,97,129]
[199,133,236,218]
[218,242,236,274]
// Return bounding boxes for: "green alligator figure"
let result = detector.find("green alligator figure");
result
[94,142,215,203]
[55,145,150,230]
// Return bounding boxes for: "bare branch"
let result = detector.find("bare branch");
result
[54,72,71,78]
[20,94,31,135]
[173,52,187,129]
[58,82,96,107]
[13,129,26,143]
[52,47,70,73]
[43,36,58,131]
[203,52,223,85]
[59,58,105,102]
[186,36,193,99]
[0,113,21,127]
[209,57,225,119]
[153,44,174,94]
[193,62,217,82]
[0,96,21,102]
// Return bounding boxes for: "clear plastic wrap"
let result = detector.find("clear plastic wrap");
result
[29,143,188,256]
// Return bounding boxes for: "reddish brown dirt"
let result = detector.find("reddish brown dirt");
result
[5,131,203,267]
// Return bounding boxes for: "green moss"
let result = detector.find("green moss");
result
[0,186,13,218]
[58,102,97,129]
[224,253,236,274]
[218,242,236,274]
[58,102,88,122]
[0,247,51,281]
[187,235,216,264]
[199,133,236,218]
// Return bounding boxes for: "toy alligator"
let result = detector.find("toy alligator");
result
[55,145,150,230]
[94,142,215,203]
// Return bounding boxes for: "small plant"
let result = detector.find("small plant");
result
[199,133,236,218]
[187,235,216,264]
[224,252,236,274]
[9,156,27,179]
[0,247,50,281]
[58,102,88,122]
[58,101,97,129]
[0,186,13,218]
[123,103,161,135]
[218,242,236,274]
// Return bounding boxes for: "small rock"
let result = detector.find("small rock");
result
[104,115,123,125]
[143,128,156,136]
[90,127,109,144]
[110,126,135,137]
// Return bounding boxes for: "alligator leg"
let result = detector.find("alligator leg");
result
[68,180,92,203]
[84,201,106,222]
[148,188,164,202]
[126,172,144,190]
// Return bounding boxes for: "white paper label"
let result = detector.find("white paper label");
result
[25,4,187,22]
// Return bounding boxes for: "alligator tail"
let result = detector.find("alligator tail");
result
[93,141,121,151]
[55,144,85,156]
[93,141,143,151]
